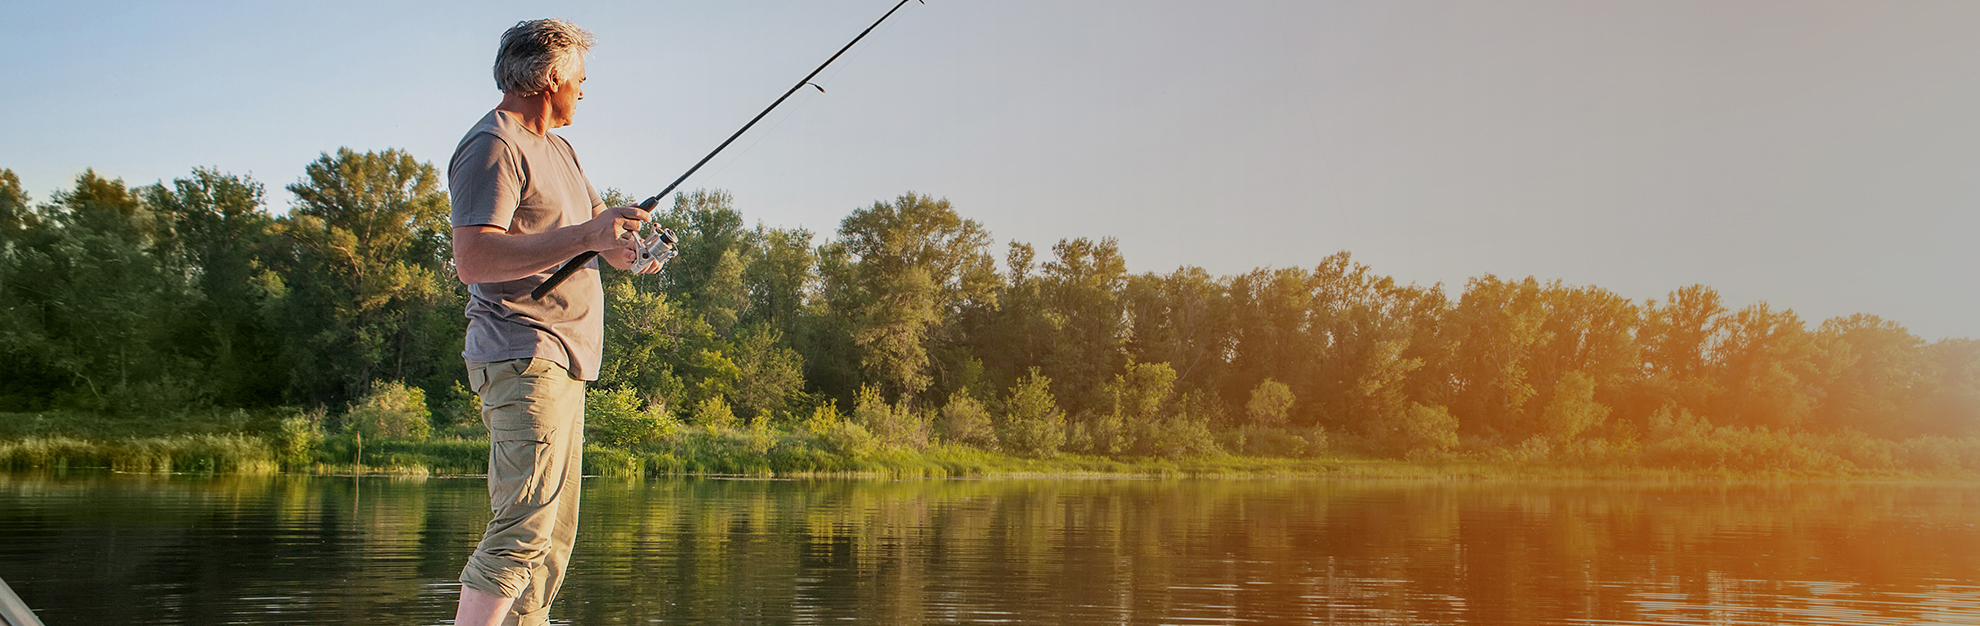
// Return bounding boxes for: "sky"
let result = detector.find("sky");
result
[5,0,1977,340]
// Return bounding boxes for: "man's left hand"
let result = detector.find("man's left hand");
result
[603,234,643,272]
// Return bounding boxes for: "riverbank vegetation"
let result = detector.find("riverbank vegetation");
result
[3,152,1978,479]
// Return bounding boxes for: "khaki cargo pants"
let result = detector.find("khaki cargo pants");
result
[460,357,586,626]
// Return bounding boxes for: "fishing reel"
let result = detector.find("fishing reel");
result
[630,226,679,274]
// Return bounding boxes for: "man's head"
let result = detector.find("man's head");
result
[494,18,594,99]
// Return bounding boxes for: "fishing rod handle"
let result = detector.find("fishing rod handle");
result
[528,195,665,300]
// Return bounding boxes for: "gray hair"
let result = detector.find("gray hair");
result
[494,19,595,97]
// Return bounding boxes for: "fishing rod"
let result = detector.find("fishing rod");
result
[532,0,922,300]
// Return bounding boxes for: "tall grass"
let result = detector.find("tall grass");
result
[0,435,277,475]
[7,409,1980,479]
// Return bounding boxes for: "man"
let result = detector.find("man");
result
[447,18,658,626]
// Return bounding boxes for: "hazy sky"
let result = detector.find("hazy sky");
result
[5,1,1977,339]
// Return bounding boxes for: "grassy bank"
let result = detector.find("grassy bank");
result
[4,410,1979,480]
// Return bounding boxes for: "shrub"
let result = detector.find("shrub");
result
[937,391,996,449]
[584,445,644,478]
[1078,411,1123,455]
[1135,390,1222,459]
[437,381,480,430]
[998,368,1065,457]
[1540,371,1608,444]
[1231,426,1314,458]
[586,387,680,447]
[799,400,876,458]
[1373,402,1456,456]
[1246,379,1295,428]
[345,381,432,442]
[854,386,928,448]
[1898,436,1980,473]
[1642,424,1881,473]
[272,407,325,469]
[690,396,738,429]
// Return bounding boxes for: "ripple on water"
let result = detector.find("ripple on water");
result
[3,475,1980,625]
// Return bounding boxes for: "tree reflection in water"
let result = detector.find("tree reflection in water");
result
[2,474,1978,625]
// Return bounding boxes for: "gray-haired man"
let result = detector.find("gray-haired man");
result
[448,18,658,626]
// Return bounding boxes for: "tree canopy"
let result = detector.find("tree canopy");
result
[5,156,1977,465]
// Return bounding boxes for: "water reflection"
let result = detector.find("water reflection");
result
[2,474,1979,625]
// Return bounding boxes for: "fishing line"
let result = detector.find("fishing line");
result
[698,86,820,185]
[706,7,910,184]
[532,0,924,300]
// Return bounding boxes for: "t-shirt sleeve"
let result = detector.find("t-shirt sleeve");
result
[449,133,524,230]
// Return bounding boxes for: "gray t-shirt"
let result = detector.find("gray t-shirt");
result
[448,109,606,380]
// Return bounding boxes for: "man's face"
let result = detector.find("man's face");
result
[547,62,586,128]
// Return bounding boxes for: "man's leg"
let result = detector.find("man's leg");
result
[456,358,585,626]
[506,407,585,626]
[454,587,517,626]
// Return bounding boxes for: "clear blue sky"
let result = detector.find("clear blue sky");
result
[5,0,1977,339]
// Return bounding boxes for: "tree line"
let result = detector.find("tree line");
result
[3,149,1977,463]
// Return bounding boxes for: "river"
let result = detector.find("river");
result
[4,473,1980,625]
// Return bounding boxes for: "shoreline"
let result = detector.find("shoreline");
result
[3,436,1974,483]
[5,410,1979,482]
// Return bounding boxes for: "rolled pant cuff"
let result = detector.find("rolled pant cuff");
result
[507,604,552,626]
[459,557,529,599]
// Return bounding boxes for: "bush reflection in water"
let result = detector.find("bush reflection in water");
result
[3,474,1980,625]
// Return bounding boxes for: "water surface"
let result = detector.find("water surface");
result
[5,473,1980,625]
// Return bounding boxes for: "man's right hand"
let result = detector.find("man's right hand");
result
[584,205,650,252]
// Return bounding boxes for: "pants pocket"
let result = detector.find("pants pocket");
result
[489,437,557,508]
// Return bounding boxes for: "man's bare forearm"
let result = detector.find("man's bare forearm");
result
[453,206,647,285]
[453,225,599,285]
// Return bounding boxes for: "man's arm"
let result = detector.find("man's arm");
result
[452,205,648,284]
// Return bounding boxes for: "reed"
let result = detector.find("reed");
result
[5,410,1980,479]
[0,435,277,475]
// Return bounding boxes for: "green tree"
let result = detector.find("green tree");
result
[1225,267,1316,417]
[1087,361,1180,455]
[586,387,679,446]
[650,189,749,334]
[1528,283,1638,432]
[1101,361,1219,458]
[268,148,461,406]
[1632,285,1728,428]
[937,390,996,448]
[1914,339,1980,436]
[344,380,433,441]
[0,169,35,237]
[1446,275,1549,440]
[727,324,806,423]
[690,395,738,429]
[1246,378,1295,428]
[854,385,928,448]
[966,242,1051,396]
[1120,266,1233,394]
[0,170,54,408]
[1710,303,1826,429]
[1372,402,1458,456]
[1540,370,1608,444]
[597,280,702,409]
[740,225,816,337]
[1812,314,1926,436]
[827,193,997,401]
[1039,238,1130,414]
[0,171,197,410]
[144,168,284,405]
[1299,253,1440,440]
[998,368,1066,456]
